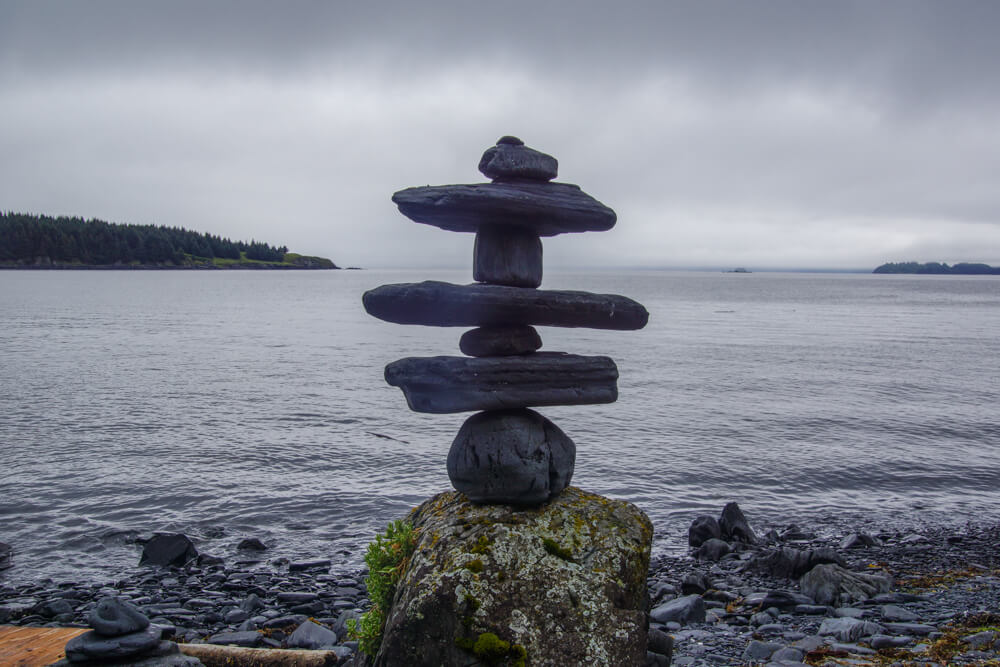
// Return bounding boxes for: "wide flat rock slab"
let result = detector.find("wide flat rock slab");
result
[363,281,648,330]
[391,182,616,236]
[385,352,618,413]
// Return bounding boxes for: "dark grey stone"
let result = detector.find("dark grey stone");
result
[447,409,575,505]
[459,325,542,357]
[89,597,150,636]
[288,559,331,572]
[236,537,267,551]
[385,353,618,414]
[206,630,264,647]
[286,619,339,649]
[799,564,892,606]
[239,593,264,613]
[680,573,711,595]
[694,538,731,562]
[871,634,914,648]
[649,594,706,625]
[276,592,318,604]
[760,590,815,609]
[688,515,721,547]
[139,534,198,568]
[719,502,757,544]
[881,622,937,636]
[880,604,919,622]
[743,640,782,661]
[473,225,543,288]
[840,532,879,549]
[65,625,162,662]
[392,181,615,236]
[478,137,558,182]
[333,609,362,638]
[647,627,673,657]
[771,646,806,662]
[748,546,845,579]
[363,281,649,330]
[818,617,885,642]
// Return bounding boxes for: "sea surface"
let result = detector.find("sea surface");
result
[1,269,999,585]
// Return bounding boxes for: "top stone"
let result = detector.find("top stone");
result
[478,136,558,182]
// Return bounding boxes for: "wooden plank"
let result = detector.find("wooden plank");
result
[0,625,88,666]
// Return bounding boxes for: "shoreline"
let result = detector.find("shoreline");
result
[3,516,1000,665]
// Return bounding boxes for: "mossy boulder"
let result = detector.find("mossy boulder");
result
[374,486,653,666]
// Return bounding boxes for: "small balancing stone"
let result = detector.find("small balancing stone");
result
[362,281,648,330]
[447,409,574,504]
[459,325,542,357]
[385,352,618,414]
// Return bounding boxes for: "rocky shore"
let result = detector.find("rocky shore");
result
[2,512,999,666]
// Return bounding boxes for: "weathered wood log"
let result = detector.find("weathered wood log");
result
[179,643,341,667]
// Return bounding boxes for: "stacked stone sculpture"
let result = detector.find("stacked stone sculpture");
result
[363,136,648,505]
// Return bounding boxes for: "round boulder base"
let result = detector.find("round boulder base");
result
[459,325,542,357]
[447,409,575,505]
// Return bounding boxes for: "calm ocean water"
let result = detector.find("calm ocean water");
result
[1,269,999,585]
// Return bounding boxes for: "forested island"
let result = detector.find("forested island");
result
[873,261,1000,275]
[0,212,338,269]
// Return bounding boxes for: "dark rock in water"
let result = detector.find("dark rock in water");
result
[799,563,892,606]
[139,534,198,568]
[89,597,150,636]
[748,546,845,579]
[64,625,162,662]
[0,541,11,570]
[286,619,339,650]
[363,281,649,330]
[375,487,652,667]
[478,137,558,182]
[650,594,706,626]
[459,325,542,357]
[392,181,616,236]
[719,502,757,544]
[694,538,731,561]
[236,537,267,551]
[447,409,575,505]
[473,224,543,288]
[385,353,618,414]
[689,515,722,547]
[647,627,674,658]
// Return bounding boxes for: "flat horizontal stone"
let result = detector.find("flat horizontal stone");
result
[391,182,615,236]
[363,281,648,330]
[385,352,618,413]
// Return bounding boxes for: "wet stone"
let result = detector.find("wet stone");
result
[447,409,575,505]
[88,597,150,636]
[473,224,543,287]
[459,325,542,357]
[65,625,162,662]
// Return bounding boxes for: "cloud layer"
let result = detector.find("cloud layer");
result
[3,1,999,269]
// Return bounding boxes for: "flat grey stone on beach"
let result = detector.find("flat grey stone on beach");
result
[363,281,649,330]
[447,409,575,504]
[89,597,150,636]
[473,224,543,287]
[385,352,618,413]
[392,181,616,236]
[459,325,542,357]
[650,594,706,625]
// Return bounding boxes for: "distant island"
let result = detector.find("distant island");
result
[0,212,338,269]
[873,261,1000,275]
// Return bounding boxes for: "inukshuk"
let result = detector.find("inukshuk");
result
[363,136,648,505]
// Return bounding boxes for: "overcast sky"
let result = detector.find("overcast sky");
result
[2,1,999,270]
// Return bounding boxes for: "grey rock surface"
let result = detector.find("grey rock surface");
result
[88,596,150,636]
[363,281,649,330]
[478,136,558,182]
[719,501,757,544]
[459,325,542,357]
[65,625,162,662]
[473,224,543,288]
[447,409,575,504]
[384,352,618,414]
[799,563,892,605]
[688,515,721,547]
[650,594,706,625]
[392,181,616,236]
[286,619,338,649]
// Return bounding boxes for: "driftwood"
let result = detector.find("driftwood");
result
[179,643,342,667]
